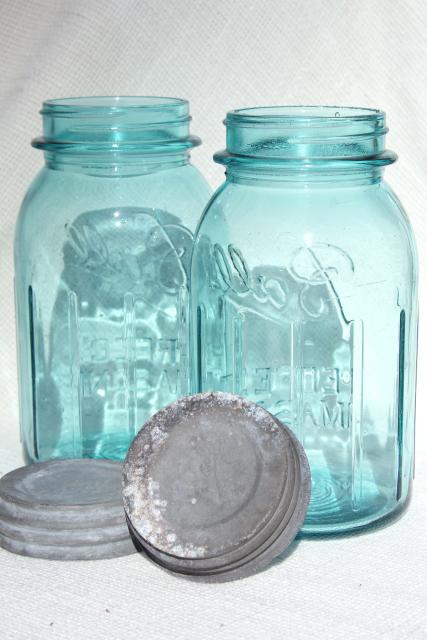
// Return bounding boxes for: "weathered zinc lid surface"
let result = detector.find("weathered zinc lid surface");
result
[0,459,135,560]
[123,392,311,581]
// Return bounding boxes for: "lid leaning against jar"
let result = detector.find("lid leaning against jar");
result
[123,392,311,581]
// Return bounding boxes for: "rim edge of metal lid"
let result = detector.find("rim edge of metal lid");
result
[0,514,131,546]
[0,530,135,560]
[0,495,127,530]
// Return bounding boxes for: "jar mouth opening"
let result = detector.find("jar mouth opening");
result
[225,105,385,126]
[41,96,188,115]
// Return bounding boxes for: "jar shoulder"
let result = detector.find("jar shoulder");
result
[198,180,416,252]
[194,179,418,286]
[204,178,406,217]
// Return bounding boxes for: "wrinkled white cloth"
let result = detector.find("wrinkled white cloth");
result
[0,1,426,638]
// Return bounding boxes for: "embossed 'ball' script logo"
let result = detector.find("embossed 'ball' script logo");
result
[213,241,354,321]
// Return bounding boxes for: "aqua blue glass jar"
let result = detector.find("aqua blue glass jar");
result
[15,96,211,463]
[190,106,418,534]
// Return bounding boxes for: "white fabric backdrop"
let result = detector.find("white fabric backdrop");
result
[0,1,426,638]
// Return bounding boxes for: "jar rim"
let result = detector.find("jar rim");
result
[40,96,188,115]
[225,105,385,126]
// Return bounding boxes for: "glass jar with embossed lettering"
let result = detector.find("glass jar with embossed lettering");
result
[15,96,210,463]
[190,106,418,534]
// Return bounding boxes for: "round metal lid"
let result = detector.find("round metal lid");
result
[0,459,135,560]
[123,392,311,581]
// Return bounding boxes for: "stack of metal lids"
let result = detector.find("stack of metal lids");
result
[123,392,311,581]
[0,459,135,560]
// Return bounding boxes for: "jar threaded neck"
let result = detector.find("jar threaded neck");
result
[32,96,201,155]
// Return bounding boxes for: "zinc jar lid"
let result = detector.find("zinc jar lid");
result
[123,392,311,581]
[0,459,135,560]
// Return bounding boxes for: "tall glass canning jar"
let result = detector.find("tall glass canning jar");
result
[15,96,211,463]
[190,106,418,534]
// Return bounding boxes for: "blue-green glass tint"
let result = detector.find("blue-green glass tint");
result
[190,106,418,534]
[15,96,211,462]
